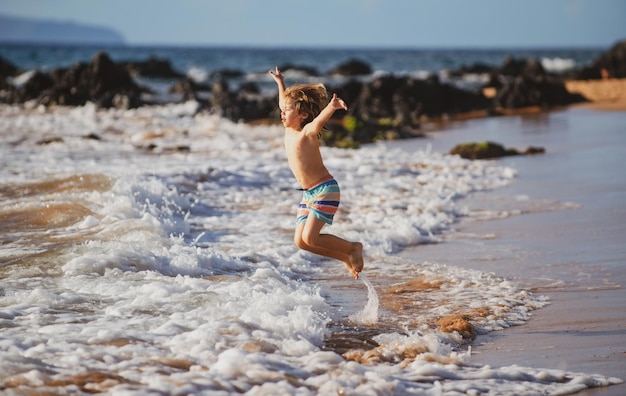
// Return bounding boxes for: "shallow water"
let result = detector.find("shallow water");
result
[0,102,622,394]
[390,107,626,395]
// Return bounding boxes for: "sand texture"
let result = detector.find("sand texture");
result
[566,78,626,111]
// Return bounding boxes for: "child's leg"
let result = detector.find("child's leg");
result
[294,216,363,279]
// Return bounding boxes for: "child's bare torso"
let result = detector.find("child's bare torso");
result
[285,129,331,189]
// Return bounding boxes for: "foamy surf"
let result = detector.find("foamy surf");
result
[0,102,622,395]
[349,273,379,325]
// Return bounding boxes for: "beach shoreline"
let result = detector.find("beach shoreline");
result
[480,78,626,114]
[388,104,626,395]
[454,191,626,395]
[566,78,626,112]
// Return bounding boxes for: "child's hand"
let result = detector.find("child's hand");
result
[330,93,348,111]
[269,66,284,83]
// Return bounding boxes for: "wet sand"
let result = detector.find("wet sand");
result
[389,105,626,395]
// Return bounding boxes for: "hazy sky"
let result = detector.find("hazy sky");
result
[1,0,625,48]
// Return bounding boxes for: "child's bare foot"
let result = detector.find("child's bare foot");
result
[344,242,364,279]
[342,261,360,279]
[351,242,364,271]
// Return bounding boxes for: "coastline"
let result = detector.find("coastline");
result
[388,103,626,395]
[481,78,626,113]
[333,77,626,141]
[566,78,626,111]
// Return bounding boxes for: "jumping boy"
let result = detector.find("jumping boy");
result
[269,66,364,279]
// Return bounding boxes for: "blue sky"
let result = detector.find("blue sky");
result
[1,0,625,48]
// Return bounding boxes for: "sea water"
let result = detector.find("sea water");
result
[0,102,621,394]
[349,273,379,325]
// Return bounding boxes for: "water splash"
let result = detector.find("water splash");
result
[349,273,379,325]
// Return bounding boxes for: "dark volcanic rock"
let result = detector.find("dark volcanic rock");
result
[209,79,275,122]
[351,75,489,123]
[449,141,544,160]
[568,39,626,80]
[121,56,184,79]
[327,58,372,76]
[9,71,54,102]
[450,141,515,159]
[493,75,587,109]
[499,57,546,78]
[484,57,547,91]
[465,55,589,109]
[0,55,20,79]
[276,63,319,76]
[448,62,498,77]
[319,75,490,147]
[169,77,211,101]
[9,51,143,108]
[204,73,458,144]
[0,55,21,91]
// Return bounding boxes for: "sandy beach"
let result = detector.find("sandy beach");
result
[566,78,626,111]
[386,95,626,395]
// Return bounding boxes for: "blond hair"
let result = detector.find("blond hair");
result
[283,83,329,128]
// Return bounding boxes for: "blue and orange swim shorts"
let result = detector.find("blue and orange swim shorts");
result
[296,177,340,226]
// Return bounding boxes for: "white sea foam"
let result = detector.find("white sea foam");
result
[8,69,37,87]
[0,102,621,394]
[541,57,577,73]
[187,66,209,83]
[349,273,379,325]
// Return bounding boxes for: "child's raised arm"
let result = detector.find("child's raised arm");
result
[269,66,286,110]
[303,93,348,137]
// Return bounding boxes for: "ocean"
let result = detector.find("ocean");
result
[0,44,624,395]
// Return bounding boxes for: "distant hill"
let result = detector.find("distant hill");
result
[0,14,126,45]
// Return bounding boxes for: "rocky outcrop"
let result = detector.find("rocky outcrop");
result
[449,141,545,160]
[209,79,276,122]
[8,71,54,102]
[568,39,626,80]
[0,55,21,90]
[492,75,586,109]
[479,57,587,109]
[0,55,20,79]
[327,58,372,76]
[448,55,589,109]
[447,62,497,78]
[5,52,142,108]
[325,74,490,146]
[3,43,623,148]
[120,56,184,79]
[168,78,210,101]
[275,64,320,77]
[499,57,546,78]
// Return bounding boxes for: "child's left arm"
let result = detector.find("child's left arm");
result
[303,93,348,137]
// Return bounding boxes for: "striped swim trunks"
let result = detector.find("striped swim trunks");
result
[296,178,340,225]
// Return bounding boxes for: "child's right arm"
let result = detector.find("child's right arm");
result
[269,66,286,110]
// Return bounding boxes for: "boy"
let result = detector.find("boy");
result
[269,66,363,279]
